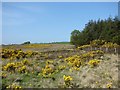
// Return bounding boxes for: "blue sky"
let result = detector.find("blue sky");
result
[2,2,118,44]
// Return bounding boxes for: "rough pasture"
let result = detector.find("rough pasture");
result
[1,44,119,89]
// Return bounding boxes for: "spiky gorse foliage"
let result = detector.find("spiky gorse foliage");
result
[90,39,106,46]
[58,65,66,70]
[2,49,39,60]
[2,59,30,73]
[42,64,54,77]
[106,83,112,89]
[77,40,119,55]
[64,55,82,68]
[88,59,100,67]
[63,75,73,87]
[77,45,91,49]
[6,83,22,89]
[102,42,119,48]
[77,39,119,50]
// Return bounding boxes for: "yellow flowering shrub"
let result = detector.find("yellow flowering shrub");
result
[106,83,112,88]
[65,55,82,68]
[77,45,91,49]
[95,50,104,54]
[18,66,27,73]
[58,65,66,70]
[3,59,29,73]
[58,55,63,59]
[15,62,23,68]
[73,67,80,71]
[81,50,104,59]
[1,73,7,78]
[102,42,119,48]
[2,49,38,60]
[42,64,54,77]
[63,75,73,86]
[46,60,54,64]
[22,59,29,65]
[3,62,16,71]
[6,83,22,89]
[90,39,105,47]
[69,67,80,72]
[88,59,100,67]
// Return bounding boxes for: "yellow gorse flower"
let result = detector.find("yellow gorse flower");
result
[3,59,28,73]
[42,64,54,76]
[18,66,26,73]
[107,83,112,88]
[63,75,73,87]
[2,49,39,60]
[65,55,82,68]
[59,65,66,70]
[77,45,91,49]
[88,59,100,67]
[63,75,73,81]
[6,83,22,89]
[46,60,54,64]
[58,55,63,58]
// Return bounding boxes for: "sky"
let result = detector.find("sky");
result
[2,2,118,44]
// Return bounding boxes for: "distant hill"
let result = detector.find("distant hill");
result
[48,42,70,44]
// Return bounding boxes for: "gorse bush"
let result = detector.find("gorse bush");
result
[88,59,100,67]
[2,49,39,60]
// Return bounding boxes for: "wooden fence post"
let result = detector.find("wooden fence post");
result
[106,47,108,53]
[115,48,117,54]
[91,46,92,51]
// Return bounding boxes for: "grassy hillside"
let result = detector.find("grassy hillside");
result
[1,44,119,89]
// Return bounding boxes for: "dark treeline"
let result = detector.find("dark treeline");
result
[70,16,120,46]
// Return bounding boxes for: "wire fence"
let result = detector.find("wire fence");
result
[80,47,120,54]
